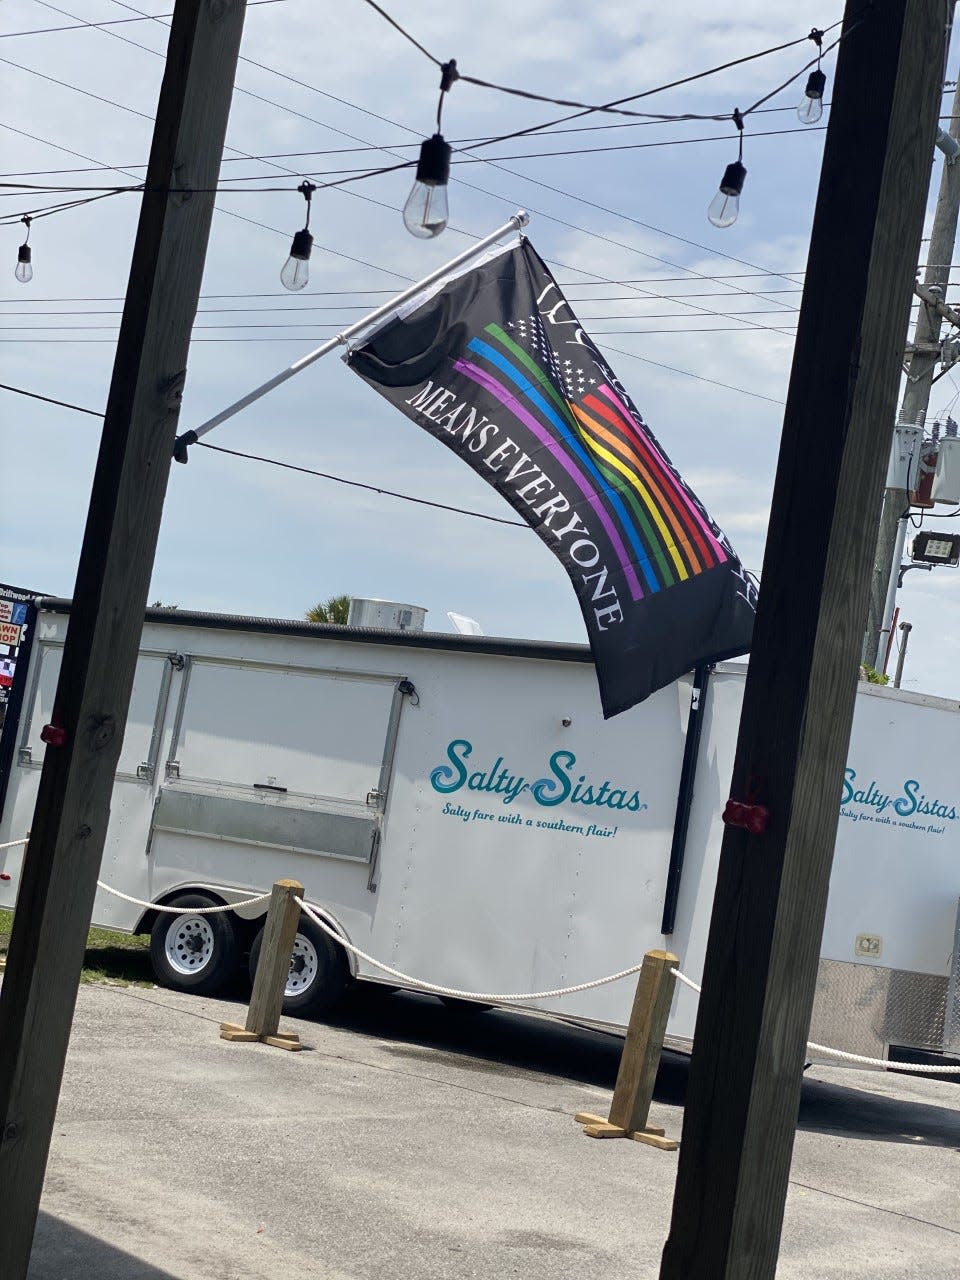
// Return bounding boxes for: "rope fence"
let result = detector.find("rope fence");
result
[3,849,958,1076]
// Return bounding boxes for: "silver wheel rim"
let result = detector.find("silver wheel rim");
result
[286,932,319,997]
[165,913,216,976]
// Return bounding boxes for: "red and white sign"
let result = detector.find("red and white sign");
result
[0,601,13,624]
[0,623,22,646]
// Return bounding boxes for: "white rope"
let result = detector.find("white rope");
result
[95,880,270,914]
[804,1040,960,1073]
[37,870,960,1075]
[0,837,29,851]
[295,897,645,1002]
[669,968,960,1076]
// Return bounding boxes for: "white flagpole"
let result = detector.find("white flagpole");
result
[174,209,530,461]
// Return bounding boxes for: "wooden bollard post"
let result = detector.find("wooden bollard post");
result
[575,949,679,1149]
[220,878,304,1051]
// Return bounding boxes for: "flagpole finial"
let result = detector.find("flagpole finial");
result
[512,209,530,230]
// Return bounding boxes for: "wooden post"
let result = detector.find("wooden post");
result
[660,3,948,1277]
[0,4,246,1275]
[575,950,679,1150]
[220,879,304,1051]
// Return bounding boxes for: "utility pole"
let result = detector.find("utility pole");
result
[862,66,960,667]
[659,2,947,1278]
[0,3,245,1274]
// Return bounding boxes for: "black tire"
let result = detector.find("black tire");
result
[149,892,241,996]
[248,910,349,1018]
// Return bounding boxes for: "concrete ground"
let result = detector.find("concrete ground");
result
[23,981,960,1280]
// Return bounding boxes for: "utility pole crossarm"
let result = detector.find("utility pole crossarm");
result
[913,279,960,330]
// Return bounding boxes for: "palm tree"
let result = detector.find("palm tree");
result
[305,594,351,625]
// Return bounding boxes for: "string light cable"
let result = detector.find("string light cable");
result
[0,8,859,339]
[0,9,842,317]
[359,0,841,123]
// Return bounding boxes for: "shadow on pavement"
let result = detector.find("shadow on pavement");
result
[321,986,960,1149]
[797,1074,960,1149]
[29,1211,181,1279]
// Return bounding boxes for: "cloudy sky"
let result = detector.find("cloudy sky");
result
[1,0,959,701]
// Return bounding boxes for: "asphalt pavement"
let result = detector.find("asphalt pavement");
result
[22,981,960,1280]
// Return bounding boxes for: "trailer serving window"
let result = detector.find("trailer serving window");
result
[166,657,400,805]
[19,643,171,781]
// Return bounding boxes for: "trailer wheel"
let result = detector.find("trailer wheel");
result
[149,893,240,996]
[248,912,349,1018]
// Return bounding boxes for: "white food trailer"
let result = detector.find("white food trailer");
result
[0,597,958,1064]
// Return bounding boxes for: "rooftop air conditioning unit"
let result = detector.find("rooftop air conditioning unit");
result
[346,598,428,632]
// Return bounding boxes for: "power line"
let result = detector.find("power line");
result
[0,120,830,201]
[5,0,811,322]
[0,378,528,528]
[195,442,529,527]
[0,0,283,38]
[0,14,808,326]
[0,380,103,415]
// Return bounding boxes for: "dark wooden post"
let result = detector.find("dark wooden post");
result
[660,2,949,1277]
[0,4,246,1274]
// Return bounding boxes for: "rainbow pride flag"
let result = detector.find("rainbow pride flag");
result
[349,239,755,716]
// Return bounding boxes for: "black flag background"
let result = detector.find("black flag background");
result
[348,239,756,717]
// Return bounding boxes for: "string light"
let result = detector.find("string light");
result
[404,60,457,239]
[280,181,316,291]
[15,215,32,283]
[708,110,746,229]
[798,29,827,125]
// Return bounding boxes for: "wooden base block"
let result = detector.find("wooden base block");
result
[262,1034,302,1051]
[633,1129,679,1151]
[220,1023,259,1042]
[583,1122,629,1138]
[575,1111,676,1149]
[219,1023,302,1051]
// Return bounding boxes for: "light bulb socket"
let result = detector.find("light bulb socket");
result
[415,134,451,187]
[719,160,747,197]
[17,244,31,265]
[289,228,313,261]
[439,59,459,93]
[804,69,827,100]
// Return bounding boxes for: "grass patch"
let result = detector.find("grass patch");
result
[0,909,154,987]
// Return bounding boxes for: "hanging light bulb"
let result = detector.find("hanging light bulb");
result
[798,69,827,125]
[798,29,826,126]
[280,182,316,292]
[708,111,746,229]
[708,162,746,228]
[15,216,32,284]
[403,60,457,239]
[403,134,451,238]
[281,228,312,291]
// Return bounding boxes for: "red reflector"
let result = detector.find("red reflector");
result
[40,724,67,747]
[0,873,11,881]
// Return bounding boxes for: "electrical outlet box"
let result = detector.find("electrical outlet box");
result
[855,933,883,959]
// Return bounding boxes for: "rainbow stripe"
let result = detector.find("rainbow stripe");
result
[454,324,726,594]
